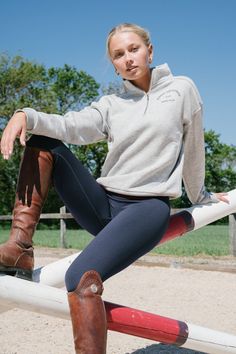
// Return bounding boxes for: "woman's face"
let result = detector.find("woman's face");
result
[109,30,153,89]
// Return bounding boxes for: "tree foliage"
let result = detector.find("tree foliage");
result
[48,65,99,114]
[171,130,236,208]
[0,55,235,219]
[0,54,100,215]
[205,130,236,191]
[0,54,54,119]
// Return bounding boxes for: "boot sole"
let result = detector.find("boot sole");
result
[0,266,32,281]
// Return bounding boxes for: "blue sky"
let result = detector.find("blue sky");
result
[0,0,235,145]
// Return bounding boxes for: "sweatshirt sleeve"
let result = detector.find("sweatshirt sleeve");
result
[20,97,109,145]
[182,80,219,205]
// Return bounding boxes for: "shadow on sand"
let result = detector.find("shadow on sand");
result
[127,343,205,354]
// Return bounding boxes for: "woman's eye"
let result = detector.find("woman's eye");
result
[131,47,138,52]
[114,52,123,59]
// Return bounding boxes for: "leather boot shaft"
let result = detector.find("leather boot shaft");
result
[68,270,107,354]
[0,147,53,275]
[11,147,53,245]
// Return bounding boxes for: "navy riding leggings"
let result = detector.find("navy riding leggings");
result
[27,136,170,292]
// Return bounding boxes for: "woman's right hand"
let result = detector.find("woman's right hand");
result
[0,111,27,160]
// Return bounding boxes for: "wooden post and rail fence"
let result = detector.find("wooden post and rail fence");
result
[0,207,236,255]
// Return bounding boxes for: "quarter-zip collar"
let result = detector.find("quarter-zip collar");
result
[122,63,173,95]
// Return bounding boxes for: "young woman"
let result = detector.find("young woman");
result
[0,23,227,354]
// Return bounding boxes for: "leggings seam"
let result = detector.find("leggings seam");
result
[53,152,107,229]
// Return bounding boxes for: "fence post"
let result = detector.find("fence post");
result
[229,213,236,257]
[60,206,67,248]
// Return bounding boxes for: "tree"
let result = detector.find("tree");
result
[205,130,236,192]
[48,65,99,114]
[0,54,100,216]
[0,54,55,120]
[47,65,106,179]
[0,54,56,216]
[1,57,235,219]
[171,130,236,208]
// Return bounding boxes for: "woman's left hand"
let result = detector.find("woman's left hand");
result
[213,192,229,204]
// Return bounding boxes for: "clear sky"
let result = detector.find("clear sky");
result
[0,0,235,145]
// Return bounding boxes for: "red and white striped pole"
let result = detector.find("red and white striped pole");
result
[33,189,236,287]
[0,275,236,353]
[106,301,188,346]
[160,188,236,245]
[106,301,236,353]
[1,189,236,352]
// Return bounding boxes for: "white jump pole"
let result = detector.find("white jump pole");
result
[1,189,236,352]
[0,274,68,318]
[33,189,236,287]
[33,252,80,287]
[1,190,235,288]
[160,188,236,245]
[0,274,236,354]
[190,189,236,230]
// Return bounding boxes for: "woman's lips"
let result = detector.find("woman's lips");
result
[127,66,138,72]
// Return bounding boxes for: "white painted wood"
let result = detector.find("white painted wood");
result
[33,252,80,286]
[187,189,236,230]
[33,189,236,288]
[185,323,236,353]
[1,189,236,351]
[0,274,68,319]
[1,274,236,353]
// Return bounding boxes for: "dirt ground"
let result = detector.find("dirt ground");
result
[1,247,236,354]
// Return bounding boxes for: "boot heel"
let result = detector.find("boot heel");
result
[15,268,33,281]
[0,266,17,277]
[0,266,32,281]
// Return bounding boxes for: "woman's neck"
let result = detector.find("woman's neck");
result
[130,68,152,92]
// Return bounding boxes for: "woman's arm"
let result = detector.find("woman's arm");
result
[180,77,228,205]
[1,99,109,160]
[1,111,27,160]
[182,108,228,204]
[22,105,108,145]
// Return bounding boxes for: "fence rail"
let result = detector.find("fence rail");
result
[0,208,236,255]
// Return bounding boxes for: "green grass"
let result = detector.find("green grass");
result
[0,228,93,250]
[0,225,229,257]
[154,225,229,256]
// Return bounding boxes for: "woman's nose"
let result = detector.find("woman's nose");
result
[125,54,133,65]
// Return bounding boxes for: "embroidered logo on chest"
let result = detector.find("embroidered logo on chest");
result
[156,89,181,103]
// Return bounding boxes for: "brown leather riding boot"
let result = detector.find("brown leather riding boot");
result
[67,270,107,354]
[0,146,53,279]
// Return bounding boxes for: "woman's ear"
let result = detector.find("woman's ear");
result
[148,44,153,64]
[114,66,119,75]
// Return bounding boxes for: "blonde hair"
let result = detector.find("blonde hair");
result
[106,23,151,58]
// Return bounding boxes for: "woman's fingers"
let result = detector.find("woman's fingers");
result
[0,112,27,159]
[214,192,229,204]
[1,129,12,160]
[1,124,16,159]
[19,125,26,147]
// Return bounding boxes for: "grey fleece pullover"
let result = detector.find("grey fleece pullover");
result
[22,63,217,204]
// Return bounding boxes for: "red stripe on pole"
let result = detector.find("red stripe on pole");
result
[105,301,188,345]
[160,211,195,245]
[103,212,193,345]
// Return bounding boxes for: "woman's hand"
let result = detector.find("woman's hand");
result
[213,192,229,204]
[0,111,27,160]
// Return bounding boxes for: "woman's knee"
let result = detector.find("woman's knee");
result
[65,265,79,292]
[26,135,65,151]
[64,256,90,292]
[65,251,105,292]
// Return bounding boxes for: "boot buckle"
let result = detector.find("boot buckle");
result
[90,284,98,293]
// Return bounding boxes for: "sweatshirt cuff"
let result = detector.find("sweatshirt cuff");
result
[196,190,220,205]
[15,108,37,131]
